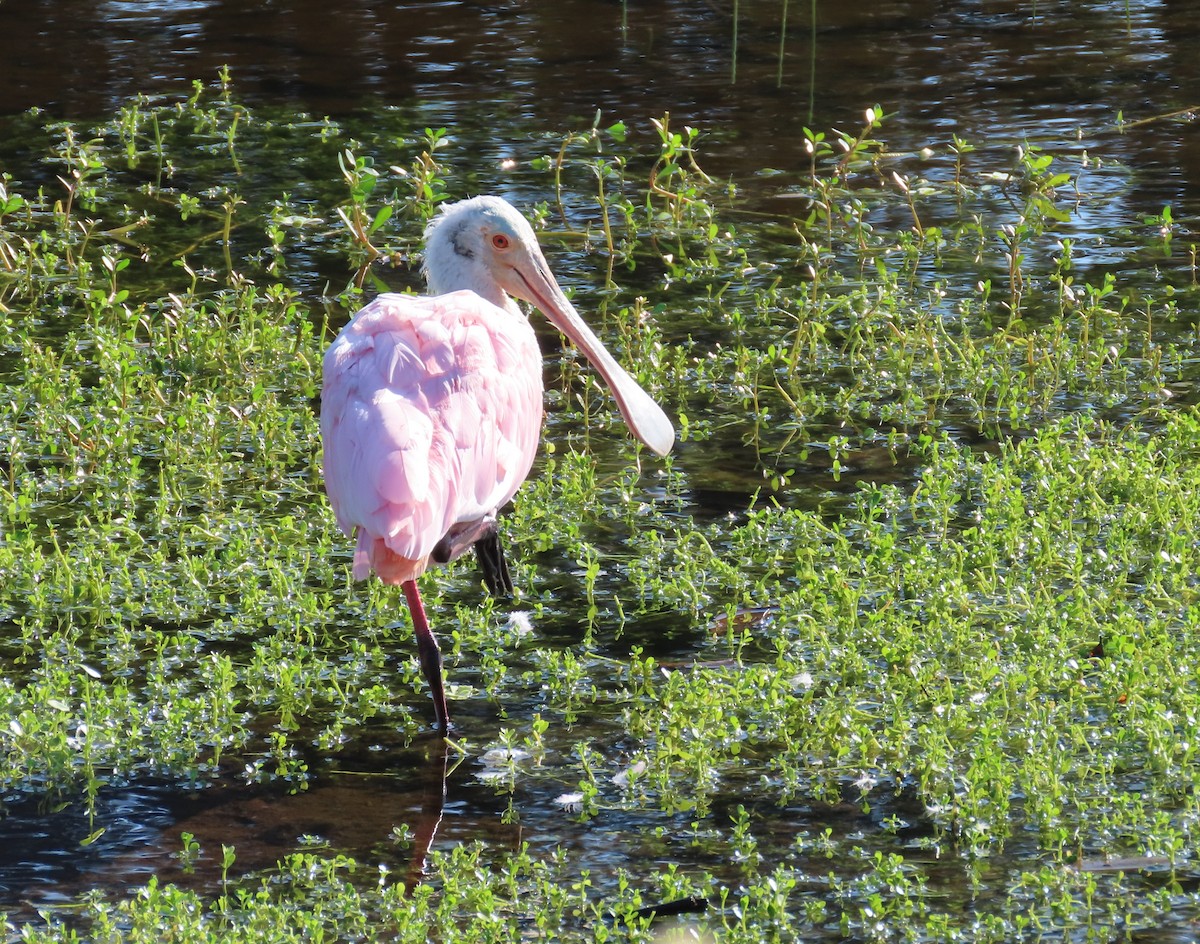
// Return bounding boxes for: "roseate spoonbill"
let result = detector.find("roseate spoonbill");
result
[321,195,674,731]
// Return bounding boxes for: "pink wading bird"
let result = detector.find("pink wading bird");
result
[321,196,674,731]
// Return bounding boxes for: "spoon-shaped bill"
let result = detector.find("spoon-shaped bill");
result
[511,257,674,457]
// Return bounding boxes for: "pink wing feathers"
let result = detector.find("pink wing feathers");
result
[321,291,543,584]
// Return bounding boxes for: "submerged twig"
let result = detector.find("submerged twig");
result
[615,895,711,924]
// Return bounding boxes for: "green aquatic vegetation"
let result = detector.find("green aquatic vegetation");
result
[474,414,1200,935]
[4,78,1200,940]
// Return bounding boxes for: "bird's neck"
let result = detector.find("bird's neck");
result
[433,270,520,316]
[463,275,514,314]
[424,241,519,315]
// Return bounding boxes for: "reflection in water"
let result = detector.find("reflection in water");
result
[406,738,448,887]
[0,737,454,921]
[3,0,1200,214]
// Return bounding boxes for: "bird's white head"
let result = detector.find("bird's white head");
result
[421,196,675,457]
[422,196,543,313]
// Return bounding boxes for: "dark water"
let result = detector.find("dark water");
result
[4,0,1200,931]
[5,1,1200,205]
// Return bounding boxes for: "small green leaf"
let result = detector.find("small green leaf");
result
[368,204,394,236]
[80,828,106,847]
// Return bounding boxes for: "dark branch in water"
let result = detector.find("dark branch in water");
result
[619,895,710,923]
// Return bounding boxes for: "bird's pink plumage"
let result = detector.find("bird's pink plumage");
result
[321,290,542,584]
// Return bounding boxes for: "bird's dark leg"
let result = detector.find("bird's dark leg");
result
[431,516,513,597]
[473,528,513,597]
[402,579,450,733]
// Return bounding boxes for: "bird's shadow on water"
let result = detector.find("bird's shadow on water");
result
[0,735,471,927]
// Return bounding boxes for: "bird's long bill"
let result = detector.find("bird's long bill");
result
[513,258,675,457]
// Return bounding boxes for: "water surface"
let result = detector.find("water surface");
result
[3,0,1200,936]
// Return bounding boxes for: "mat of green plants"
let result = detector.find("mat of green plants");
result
[3,79,1200,941]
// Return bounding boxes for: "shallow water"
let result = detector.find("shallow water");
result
[4,0,1200,936]
[5,1,1200,201]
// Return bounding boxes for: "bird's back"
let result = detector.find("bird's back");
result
[321,291,543,583]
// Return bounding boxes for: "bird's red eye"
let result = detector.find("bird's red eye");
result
[492,233,510,250]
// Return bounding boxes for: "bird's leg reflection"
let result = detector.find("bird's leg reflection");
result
[405,737,449,888]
